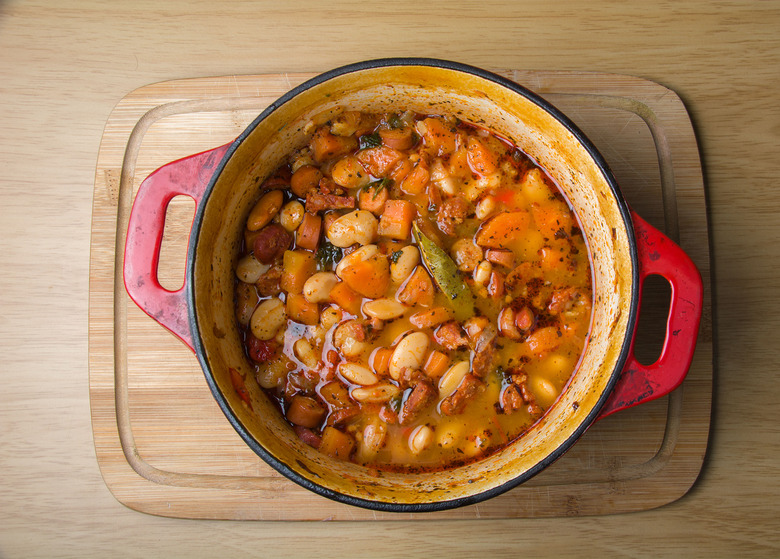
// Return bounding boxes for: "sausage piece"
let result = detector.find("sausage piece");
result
[399,380,437,425]
[440,373,484,416]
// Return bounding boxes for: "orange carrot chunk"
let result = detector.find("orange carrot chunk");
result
[286,293,320,325]
[340,254,390,299]
[329,281,364,316]
[475,211,530,249]
[319,426,355,460]
[396,266,435,307]
[281,250,316,295]
[378,199,416,241]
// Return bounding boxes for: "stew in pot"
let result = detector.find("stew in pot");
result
[232,109,592,472]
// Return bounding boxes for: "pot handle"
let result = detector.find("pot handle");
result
[598,210,703,418]
[123,143,232,351]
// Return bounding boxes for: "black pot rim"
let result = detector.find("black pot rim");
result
[186,57,640,513]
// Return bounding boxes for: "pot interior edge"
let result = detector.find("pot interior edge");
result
[188,62,637,506]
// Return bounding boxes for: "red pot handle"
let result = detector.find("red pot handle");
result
[598,210,703,418]
[123,143,232,351]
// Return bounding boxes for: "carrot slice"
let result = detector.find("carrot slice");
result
[423,350,451,379]
[286,293,319,325]
[311,127,357,163]
[396,266,435,308]
[378,199,416,240]
[319,426,355,460]
[356,146,405,177]
[329,281,364,316]
[475,211,530,249]
[466,136,499,176]
[286,395,326,428]
[339,254,391,299]
[409,306,455,329]
[281,250,316,295]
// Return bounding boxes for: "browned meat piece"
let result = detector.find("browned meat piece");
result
[500,383,526,413]
[327,405,361,427]
[255,264,283,296]
[548,287,581,315]
[434,321,470,350]
[305,192,356,213]
[397,367,426,389]
[294,425,322,449]
[253,223,293,264]
[440,373,484,416]
[399,380,437,425]
[471,324,497,377]
[436,196,470,236]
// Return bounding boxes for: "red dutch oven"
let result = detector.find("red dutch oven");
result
[123,59,702,512]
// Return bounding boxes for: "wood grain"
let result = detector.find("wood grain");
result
[2,1,779,557]
[88,71,712,520]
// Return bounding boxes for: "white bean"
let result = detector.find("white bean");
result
[293,338,319,369]
[437,422,462,449]
[473,260,492,285]
[438,361,470,397]
[390,245,420,283]
[475,195,497,220]
[302,271,338,303]
[320,306,343,330]
[326,209,378,247]
[250,297,286,341]
[408,425,434,454]
[351,382,401,403]
[335,244,378,278]
[279,200,305,232]
[339,363,379,386]
[235,255,269,284]
[246,190,284,231]
[362,298,407,320]
[388,331,430,380]
[361,421,388,453]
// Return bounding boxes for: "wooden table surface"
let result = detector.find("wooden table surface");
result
[1,1,778,557]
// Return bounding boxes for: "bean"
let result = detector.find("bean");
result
[388,331,430,380]
[408,425,433,454]
[302,271,338,304]
[331,155,371,189]
[437,422,462,449]
[475,195,497,220]
[247,190,284,232]
[279,200,305,232]
[362,298,407,321]
[339,363,379,386]
[390,245,420,283]
[320,306,342,330]
[293,338,319,369]
[361,420,388,452]
[235,255,269,284]
[250,297,286,341]
[351,382,401,403]
[326,210,378,248]
[438,361,469,397]
[473,260,492,285]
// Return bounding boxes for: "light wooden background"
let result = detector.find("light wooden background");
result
[1,1,778,557]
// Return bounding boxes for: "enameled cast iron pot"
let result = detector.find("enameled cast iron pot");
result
[124,59,703,512]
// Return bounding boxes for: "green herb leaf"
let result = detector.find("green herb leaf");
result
[316,240,342,271]
[388,113,404,129]
[390,250,403,264]
[358,133,382,150]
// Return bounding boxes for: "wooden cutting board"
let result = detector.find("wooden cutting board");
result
[88,70,712,520]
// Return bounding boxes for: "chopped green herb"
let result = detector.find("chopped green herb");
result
[316,240,342,271]
[390,250,403,264]
[388,113,404,129]
[358,133,382,150]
